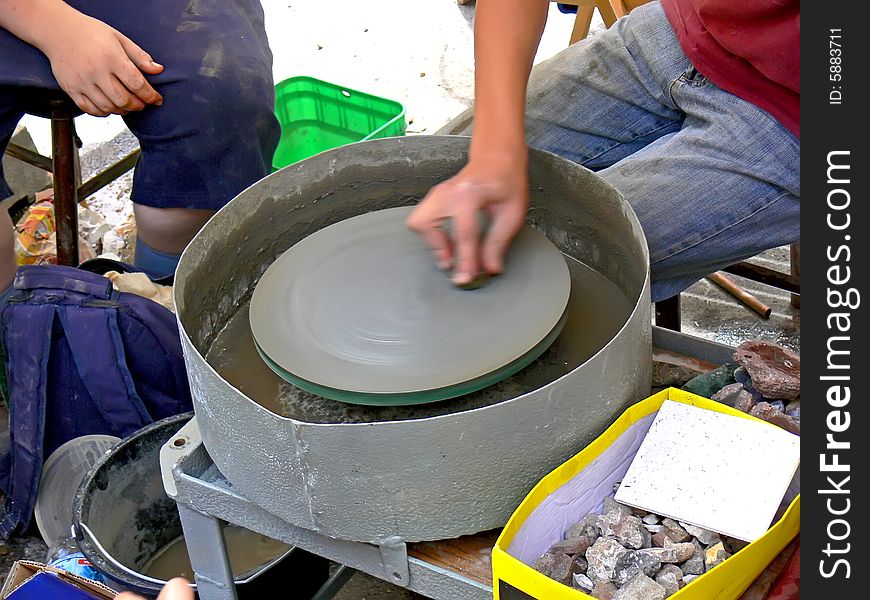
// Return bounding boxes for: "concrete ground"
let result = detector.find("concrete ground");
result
[4,0,799,595]
[680,246,800,353]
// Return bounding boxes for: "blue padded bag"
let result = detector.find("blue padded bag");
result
[0,265,192,538]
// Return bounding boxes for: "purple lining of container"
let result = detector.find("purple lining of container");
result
[507,408,802,566]
[508,413,657,565]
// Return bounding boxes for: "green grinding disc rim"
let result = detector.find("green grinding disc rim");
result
[255,306,569,406]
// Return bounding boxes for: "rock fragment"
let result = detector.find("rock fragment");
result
[733,340,800,400]
[733,367,764,398]
[679,541,706,576]
[567,513,602,542]
[749,402,801,435]
[660,519,691,543]
[652,361,705,388]
[614,550,662,585]
[599,512,651,550]
[532,552,573,584]
[642,514,661,525]
[639,547,677,563]
[573,572,595,591]
[662,538,696,562]
[604,496,633,516]
[681,364,737,398]
[612,573,666,600]
[704,542,730,571]
[551,535,591,556]
[767,400,786,412]
[651,531,674,547]
[655,570,680,598]
[679,522,720,546]
[711,382,755,409]
[586,538,630,583]
[656,564,684,580]
[592,581,619,600]
[571,555,589,575]
[734,393,757,413]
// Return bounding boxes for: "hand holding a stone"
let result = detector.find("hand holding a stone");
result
[407,153,529,287]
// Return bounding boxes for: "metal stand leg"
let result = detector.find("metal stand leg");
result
[311,565,356,600]
[51,116,79,266]
[654,295,681,331]
[177,504,238,600]
[789,242,800,308]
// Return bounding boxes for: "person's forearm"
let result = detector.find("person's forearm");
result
[0,0,79,54]
[470,0,549,162]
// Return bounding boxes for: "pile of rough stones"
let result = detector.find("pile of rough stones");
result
[710,340,800,435]
[532,494,748,599]
[530,341,802,599]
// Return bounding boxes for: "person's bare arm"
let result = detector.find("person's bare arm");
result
[0,0,164,116]
[407,0,549,285]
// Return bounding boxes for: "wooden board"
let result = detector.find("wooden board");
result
[408,530,500,585]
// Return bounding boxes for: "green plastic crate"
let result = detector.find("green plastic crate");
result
[272,76,406,170]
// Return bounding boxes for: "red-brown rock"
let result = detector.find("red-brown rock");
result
[733,341,800,401]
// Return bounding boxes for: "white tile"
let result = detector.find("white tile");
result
[614,400,800,542]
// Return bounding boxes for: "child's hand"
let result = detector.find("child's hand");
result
[38,4,164,116]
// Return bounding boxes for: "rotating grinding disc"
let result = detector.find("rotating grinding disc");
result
[250,206,570,405]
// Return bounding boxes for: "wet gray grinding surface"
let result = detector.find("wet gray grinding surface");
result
[209,254,630,423]
[249,207,571,399]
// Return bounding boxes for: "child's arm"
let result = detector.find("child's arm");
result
[0,0,164,115]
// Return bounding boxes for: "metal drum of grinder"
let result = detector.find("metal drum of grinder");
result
[174,136,652,543]
[249,207,571,405]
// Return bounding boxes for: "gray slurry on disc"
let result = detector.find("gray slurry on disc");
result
[249,206,571,398]
[207,255,631,423]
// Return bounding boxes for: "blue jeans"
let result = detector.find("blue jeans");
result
[0,0,279,211]
[442,1,800,301]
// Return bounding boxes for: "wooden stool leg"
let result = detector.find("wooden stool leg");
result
[51,116,79,266]
[655,295,681,331]
[789,242,800,308]
[596,0,619,27]
[570,2,596,44]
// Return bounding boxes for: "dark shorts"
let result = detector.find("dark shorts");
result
[0,0,280,210]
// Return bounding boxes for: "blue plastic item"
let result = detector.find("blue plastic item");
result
[0,265,192,539]
[5,571,102,600]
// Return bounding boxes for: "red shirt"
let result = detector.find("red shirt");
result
[661,0,800,138]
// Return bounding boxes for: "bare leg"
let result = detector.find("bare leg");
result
[133,204,214,255]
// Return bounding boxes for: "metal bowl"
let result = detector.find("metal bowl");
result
[173,136,651,543]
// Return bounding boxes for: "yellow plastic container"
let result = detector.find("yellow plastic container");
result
[492,388,800,600]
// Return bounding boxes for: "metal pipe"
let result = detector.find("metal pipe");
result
[77,150,140,199]
[707,271,772,318]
